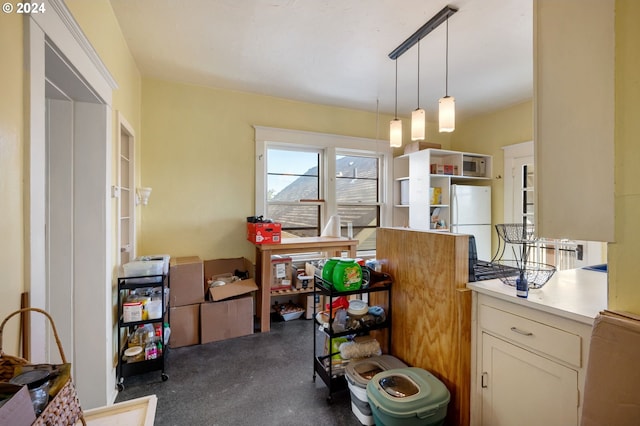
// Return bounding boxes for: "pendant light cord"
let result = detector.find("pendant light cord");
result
[394,59,398,119]
[417,40,420,108]
[445,17,449,97]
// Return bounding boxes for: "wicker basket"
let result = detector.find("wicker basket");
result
[495,223,538,244]
[0,307,86,425]
[494,260,557,289]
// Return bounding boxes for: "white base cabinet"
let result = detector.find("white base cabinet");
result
[471,293,592,426]
[481,333,578,426]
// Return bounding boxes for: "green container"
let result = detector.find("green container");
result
[366,367,450,426]
[321,257,342,284]
[332,258,362,292]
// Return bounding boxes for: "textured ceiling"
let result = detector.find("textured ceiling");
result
[109,0,533,121]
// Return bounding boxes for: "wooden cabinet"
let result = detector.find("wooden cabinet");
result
[393,149,492,230]
[471,293,593,425]
[377,227,472,426]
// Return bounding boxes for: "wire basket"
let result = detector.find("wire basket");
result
[493,260,557,289]
[495,223,538,244]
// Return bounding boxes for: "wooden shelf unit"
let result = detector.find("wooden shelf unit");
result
[253,237,358,332]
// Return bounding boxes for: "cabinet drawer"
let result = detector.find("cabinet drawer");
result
[479,303,582,367]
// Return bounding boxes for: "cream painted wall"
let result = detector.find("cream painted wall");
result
[450,101,534,254]
[609,0,640,313]
[64,0,142,377]
[65,0,142,269]
[140,78,397,262]
[0,14,25,356]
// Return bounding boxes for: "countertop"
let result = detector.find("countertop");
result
[467,268,608,325]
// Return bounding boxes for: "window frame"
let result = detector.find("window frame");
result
[255,126,393,252]
[266,145,324,236]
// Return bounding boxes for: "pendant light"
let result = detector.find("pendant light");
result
[411,40,426,141]
[390,59,402,147]
[439,16,455,133]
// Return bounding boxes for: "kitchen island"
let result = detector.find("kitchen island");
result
[467,268,608,425]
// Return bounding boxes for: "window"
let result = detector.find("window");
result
[336,154,379,251]
[255,127,392,254]
[266,148,322,237]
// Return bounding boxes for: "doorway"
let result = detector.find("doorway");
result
[26,7,117,408]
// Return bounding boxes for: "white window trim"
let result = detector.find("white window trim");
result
[254,126,393,232]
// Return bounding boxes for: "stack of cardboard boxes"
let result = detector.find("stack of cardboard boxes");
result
[168,256,258,348]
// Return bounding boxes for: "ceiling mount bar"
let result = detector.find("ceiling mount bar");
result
[388,5,458,60]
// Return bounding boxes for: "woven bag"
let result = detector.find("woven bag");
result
[0,308,86,425]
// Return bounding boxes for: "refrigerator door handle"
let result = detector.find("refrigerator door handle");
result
[452,185,459,226]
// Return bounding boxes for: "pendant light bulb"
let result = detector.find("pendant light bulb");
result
[439,17,455,133]
[390,119,403,147]
[411,108,425,141]
[439,96,455,132]
[390,59,402,147]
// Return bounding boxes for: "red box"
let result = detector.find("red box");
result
[247,222,282,244]
[443,164,455,175]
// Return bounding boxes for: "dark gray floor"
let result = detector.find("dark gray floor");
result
[116,318,362,426]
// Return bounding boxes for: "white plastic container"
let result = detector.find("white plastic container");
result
[137,254,170,274]
[123,302,143,323]
[123,260,163,283]
[345,355,407,425]
[146,300,163,320]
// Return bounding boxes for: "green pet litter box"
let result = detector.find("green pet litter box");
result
[345,355,408,426]
[366,367,450,426]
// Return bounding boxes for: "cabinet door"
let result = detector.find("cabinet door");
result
[481,333,578,426]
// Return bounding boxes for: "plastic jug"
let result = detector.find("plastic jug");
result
[332,258,362,292]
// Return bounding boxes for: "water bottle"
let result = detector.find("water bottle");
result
[516,276,528,298]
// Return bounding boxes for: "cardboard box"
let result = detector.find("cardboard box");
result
[203,257,257,301]
[208,279,258,302]
[430,163,445,175]
[247,222,282,244]
[294,274,314,290]
[168,304,200,348]
[0,383,37,426]
[582,310,640,425]
[403,141,441,155]
[169,256,204,307]
[271,256,292,290]
[443,164,453,175]
[200,296,253,344]
[306,294,324,319]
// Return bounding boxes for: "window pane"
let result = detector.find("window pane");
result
[267,204,320,238]
[337,205,379,251]
[335,178,377,203]
[267,149,319,201]
[268,175,319,201]
[336,155,378,203]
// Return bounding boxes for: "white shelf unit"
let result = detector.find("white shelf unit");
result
[393,149,492,230]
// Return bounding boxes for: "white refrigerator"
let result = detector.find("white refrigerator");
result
[450,184,492,261]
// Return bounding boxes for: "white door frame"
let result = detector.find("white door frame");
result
[502,141,534,223]
[25,0,117,408]
[116,112,137,265]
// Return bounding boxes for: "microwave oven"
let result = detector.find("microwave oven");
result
[463,156,486,177]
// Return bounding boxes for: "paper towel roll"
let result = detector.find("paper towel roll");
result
[321,214,341,237]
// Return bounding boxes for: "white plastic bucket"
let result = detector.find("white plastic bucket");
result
[146,300,163,319]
